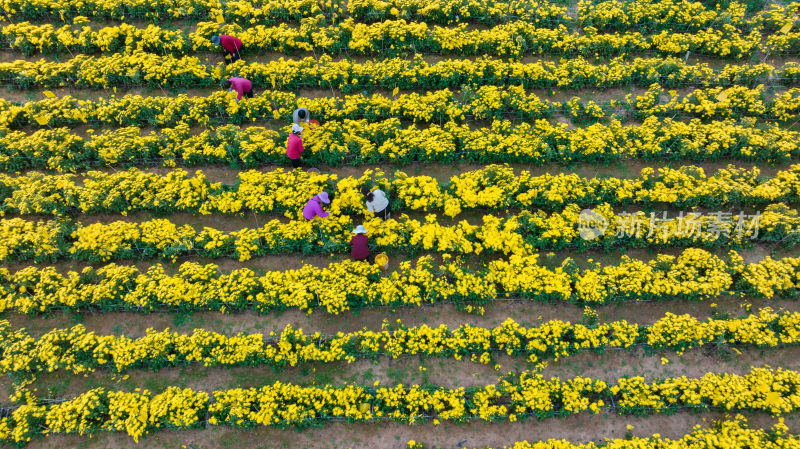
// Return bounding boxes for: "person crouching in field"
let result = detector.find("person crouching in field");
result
[303,192,330,220]
[361,186,391,219]
[223,77,254,102]
[211,35,243,64]
[350,225,370,262]
[293,107,311,125]
[286,123,305,168]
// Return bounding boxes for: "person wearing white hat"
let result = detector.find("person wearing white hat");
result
[350,225,370,261]
[286,123,305,168]
[293,108,311,125]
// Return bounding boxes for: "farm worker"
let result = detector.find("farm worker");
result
[361,186,391,219]
[303,192,330,220]
[211,35,243,64]
[286,123,305,168]
[293,107,311,125]
[223,77,253,102]
[350,225,370,262]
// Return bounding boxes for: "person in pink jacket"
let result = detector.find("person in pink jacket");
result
[303,192,330,220]
[286,123,304,168]
[223,77,253,101]
[211,35,243,64]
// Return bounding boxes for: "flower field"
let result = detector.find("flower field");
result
[1,0,800,448]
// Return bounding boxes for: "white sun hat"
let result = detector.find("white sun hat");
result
[352,225,367,234]
[291,123,304,134]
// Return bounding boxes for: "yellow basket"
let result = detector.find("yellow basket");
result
[374,253,389,270]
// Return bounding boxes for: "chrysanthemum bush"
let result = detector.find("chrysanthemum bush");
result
[0,53,793,90]
[1,367,799,443]
[0,307,797,379]
[407,416,795,449]
[0,201,794,263]
[2,117,799,172]
[0,19,774,58]
[0,248,797,314]
[1,164,798,218]
[5,84,799,130]
[2,0,796,30]
[0,0,347,24]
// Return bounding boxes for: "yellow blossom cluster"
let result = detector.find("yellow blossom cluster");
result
[579,0,798,32]
[0,248,797,314]
[1,367,799,442]
[409,416,797,449]
[0,0,345,23]
[0,53,793,90]
[2,117,799,172]
[4,164,797,217]
[6,0,796,31]
[1,308,798,379]
[7,84,800,131]
[346,0,569,24]
[0,202,793,263]
[0,19,778,59]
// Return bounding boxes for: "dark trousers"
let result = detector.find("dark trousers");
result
[375,204,391,220]
[223,48,242,64]
[354,253,373,263]
[290,158,301,168]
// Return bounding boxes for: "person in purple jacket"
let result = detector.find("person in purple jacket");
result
[223,77,254,101]
[303,192,330,220]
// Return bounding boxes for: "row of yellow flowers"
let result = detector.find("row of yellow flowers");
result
[2,0,796,31]
[2,117,798,172]
[2,164,799,218]
[5,84,799,130]
[0,201,793,263]
[1,53,795,90]
[1,248,797,314]
[407,417,794,449]
[1,19,780,58]
[1,308,797,379]
[1,367,798,443]
[0,0,349,23]
[579,0,799,32]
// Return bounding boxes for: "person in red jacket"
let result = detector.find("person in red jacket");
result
[286,123,304,168]
[211,35,243,64]
[223,77,253,101]
[350,225,370,262]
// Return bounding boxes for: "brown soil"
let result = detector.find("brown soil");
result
[12,342,800,398]
[5,292,797,339]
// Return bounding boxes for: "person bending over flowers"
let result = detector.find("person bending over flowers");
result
[223,77,253,102]
[350,225,370,262]
[286,123,305,168]
[211,35,243,64]
[303,192,330,220]
[361,186,391,219]
[293,107,311,125]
